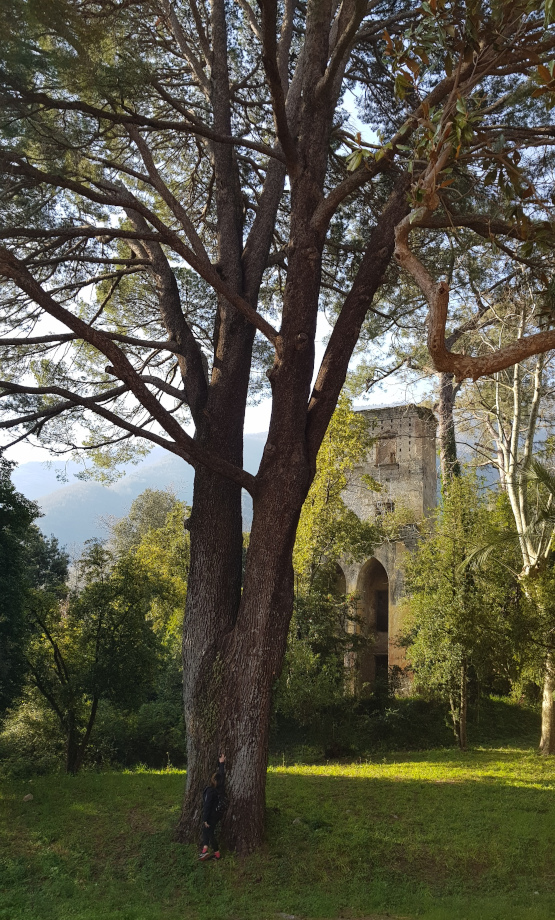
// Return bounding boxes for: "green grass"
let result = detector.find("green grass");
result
[2,747,555,920]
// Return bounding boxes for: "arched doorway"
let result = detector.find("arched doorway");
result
[333,563,346,596]
[356,557,389,692]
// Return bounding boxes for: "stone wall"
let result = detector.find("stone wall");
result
[340,405,437,689]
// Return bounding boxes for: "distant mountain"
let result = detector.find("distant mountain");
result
[13,434,267,553]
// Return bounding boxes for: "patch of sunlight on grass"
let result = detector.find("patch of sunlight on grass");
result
[122,766,187,775]
[68,802,101,814]
[4,748,555,920]
[268,749,555,790]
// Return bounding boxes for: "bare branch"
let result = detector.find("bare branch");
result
[395,193,555,382]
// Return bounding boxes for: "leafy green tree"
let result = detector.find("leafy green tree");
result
[276,397,379,732]
[24,541,159,773]
[456,297,555,752]
[131,501,190,754]
[404,475,522,749]
[293,395,379,589]
[0,458,40,716]
[131,501,189,644]
[274,590,360,737]
[111,489,182,557]
[468,460,555,753]
[23,527,69,595]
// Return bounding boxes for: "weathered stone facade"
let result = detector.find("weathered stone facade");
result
[341,405,437,688]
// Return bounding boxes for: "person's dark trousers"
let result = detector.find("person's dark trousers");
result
[202,823,218,851]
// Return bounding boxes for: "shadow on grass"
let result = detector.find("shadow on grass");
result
[2,752,555,920]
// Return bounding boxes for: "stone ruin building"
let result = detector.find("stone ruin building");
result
[340,404,437,690]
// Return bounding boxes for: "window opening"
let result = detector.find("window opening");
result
[376,589,389,631]
[374,654,388,680]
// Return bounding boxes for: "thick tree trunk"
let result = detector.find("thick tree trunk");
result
[438,372,460,482]
[176,313,254,840]
[176,463,244,829]
[176,2,391,852]
[176,457,308,853]
[540,651,555,755]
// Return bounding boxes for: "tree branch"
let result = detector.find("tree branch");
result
[0,250,256,492]
[0,382,128,429]
[306,175,410,462]
[5,81,283,161]
[1,158,279,346]
[395,193,555,382]
[127,125,211,263]
[256,0,298,171]
[159,0,211,94]
[123,209,209,422]
[315,0,368,102]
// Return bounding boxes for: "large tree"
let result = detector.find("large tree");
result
[0,0,555,850]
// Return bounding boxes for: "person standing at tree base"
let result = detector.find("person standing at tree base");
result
[198,754,226,861]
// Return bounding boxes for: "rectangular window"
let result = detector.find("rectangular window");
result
[376,437,397,465]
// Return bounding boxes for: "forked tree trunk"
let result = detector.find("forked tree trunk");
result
[174,179,407,853]
[65,698,100,774]
[176,325,253,844]
[540,651,555,755]
[73,696,99,775]
[177,441,310,853]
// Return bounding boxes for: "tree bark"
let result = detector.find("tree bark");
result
[540,651,555,755]
[438,372,461,482]
[176,451,309,853]
[73,696,99,775]
[176,311,254,844]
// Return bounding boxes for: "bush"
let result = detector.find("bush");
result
[89,700,186,768]
[270,693,541,762]
[0,696,65,777]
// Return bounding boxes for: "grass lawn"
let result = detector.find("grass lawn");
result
[2,747,555,920]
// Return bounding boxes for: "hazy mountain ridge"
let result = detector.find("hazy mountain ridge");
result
[13,435,266,552]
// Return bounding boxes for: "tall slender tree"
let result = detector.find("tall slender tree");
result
[460,291,555,752]
[1,1,555,849]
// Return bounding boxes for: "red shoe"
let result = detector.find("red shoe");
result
[213,851,221,860]
[198,848,211,861]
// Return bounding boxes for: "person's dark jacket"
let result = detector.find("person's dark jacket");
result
[202,761,225,825]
